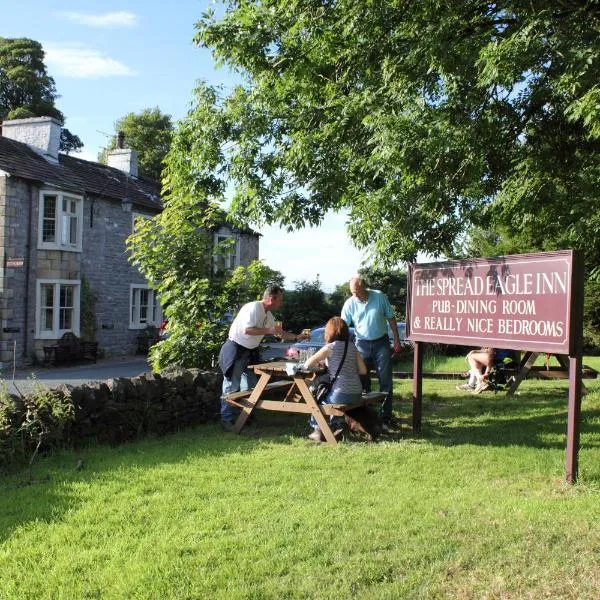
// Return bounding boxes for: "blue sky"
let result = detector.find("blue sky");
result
[3,0,367,291]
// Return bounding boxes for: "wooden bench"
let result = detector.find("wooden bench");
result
[44,332,98,365]
[225,380,294,405]
[325,391,387,416]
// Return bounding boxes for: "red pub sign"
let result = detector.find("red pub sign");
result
[407,250,577,354]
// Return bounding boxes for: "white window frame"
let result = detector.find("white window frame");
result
[35,279,81,339]
[37,190,83,252]
[129,284,162,329]
[213,229,240,272]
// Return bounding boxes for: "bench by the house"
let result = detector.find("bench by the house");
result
[136,326,160,355]
[43,332,98,365]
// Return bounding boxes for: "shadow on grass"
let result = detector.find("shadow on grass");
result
[415,384,600,451]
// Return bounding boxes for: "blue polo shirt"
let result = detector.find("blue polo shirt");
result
[341,289,394,341]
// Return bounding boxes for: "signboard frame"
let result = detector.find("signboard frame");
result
[406,250,585,483]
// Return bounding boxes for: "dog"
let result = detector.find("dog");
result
[344,405,382,441]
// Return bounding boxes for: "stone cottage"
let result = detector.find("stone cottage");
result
[0,116,259,368]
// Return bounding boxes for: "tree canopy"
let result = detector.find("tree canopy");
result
[127,99,284,370]
[0,37,60,121]
[100,108,174,180]
[188,1,600,270]
[0,37,82,153]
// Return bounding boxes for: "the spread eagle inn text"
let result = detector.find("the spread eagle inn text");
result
[413,271,568,338]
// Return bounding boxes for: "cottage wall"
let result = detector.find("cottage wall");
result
[0,174,260,369]
[0,176,31,367]
[0,176,159,367]
[239,231,260,267]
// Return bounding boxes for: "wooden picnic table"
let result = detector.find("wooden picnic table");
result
[225,361,386,444]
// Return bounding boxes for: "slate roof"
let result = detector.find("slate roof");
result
[0,136,162,212]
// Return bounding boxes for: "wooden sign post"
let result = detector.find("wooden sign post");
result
[407,250,584,483]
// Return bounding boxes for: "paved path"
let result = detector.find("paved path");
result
[0,356,152,396]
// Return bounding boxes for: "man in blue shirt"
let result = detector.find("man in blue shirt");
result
[341,276,401,425]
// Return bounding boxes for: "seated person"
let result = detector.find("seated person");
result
[302,316,367,442]
[456,347,494,393]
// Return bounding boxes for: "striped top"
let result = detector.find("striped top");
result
[326,340,363,395]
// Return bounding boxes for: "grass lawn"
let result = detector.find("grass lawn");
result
[1,368,599,599]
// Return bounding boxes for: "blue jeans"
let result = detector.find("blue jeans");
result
[356,336,393,419]
[221,355,257,423]
[309,390,362,430]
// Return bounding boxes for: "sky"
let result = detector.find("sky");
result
[3,0,368,292]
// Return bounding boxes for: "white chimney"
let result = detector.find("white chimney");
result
[107,148,139,177]
[1,116,62,164]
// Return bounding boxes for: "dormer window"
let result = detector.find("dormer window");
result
[38,190,83,252]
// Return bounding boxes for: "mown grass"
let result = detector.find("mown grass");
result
[1,370,599,599]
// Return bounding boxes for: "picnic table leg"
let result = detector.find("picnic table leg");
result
[555,354,588,395]
[294,378,338,444]
[233,373,271,433]
[506,352,539,396]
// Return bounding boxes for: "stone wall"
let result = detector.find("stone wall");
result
[4,368,222,451]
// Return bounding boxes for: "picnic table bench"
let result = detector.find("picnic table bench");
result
[225,361,386,443]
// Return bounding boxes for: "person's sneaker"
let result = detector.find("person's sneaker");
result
[308,428,324,442]
[472,380,490,395]
[456,382,476,391]
[221,420,237,433]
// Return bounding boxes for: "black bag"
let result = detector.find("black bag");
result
[313,339,349,403]
[315,381,331,402]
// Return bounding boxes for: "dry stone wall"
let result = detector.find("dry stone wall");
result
[1,368,222,462]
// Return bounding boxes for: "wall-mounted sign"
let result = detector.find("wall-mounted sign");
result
[407,250,579,354]
[6,258,24,268]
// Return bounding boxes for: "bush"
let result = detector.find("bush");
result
[0,380,74,472]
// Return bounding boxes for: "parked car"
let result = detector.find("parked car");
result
[263,322,410,360]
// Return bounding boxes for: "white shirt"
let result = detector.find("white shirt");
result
[228,300,274,349]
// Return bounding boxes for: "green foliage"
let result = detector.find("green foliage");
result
[0,381,74,472]
[0,37,83,153]
[583,279,600,351]
[328,282,350,315]
[59,128,83,154]
[99,107,174,180]
[126,90,285,371]
[80,277,98,342]
[278,277,336,331]
[190,3,600,271]
[0,37,60,121]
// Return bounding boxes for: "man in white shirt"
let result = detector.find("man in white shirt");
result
[218,284,304,430]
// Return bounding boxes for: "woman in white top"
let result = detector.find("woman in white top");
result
[303,316,367,441]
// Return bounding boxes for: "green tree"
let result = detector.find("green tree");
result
[0,37,82,153]
[127,94,284,370]
[100,108,173,180]
[277,277,335,331]
[0,37,59,120]
[189,2,600,272]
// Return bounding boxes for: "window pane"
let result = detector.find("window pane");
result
[42,196,56,242]
[139,289,149,323]
[61,214,77,245]
[43,308,53,331]
[59,285,74,330]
